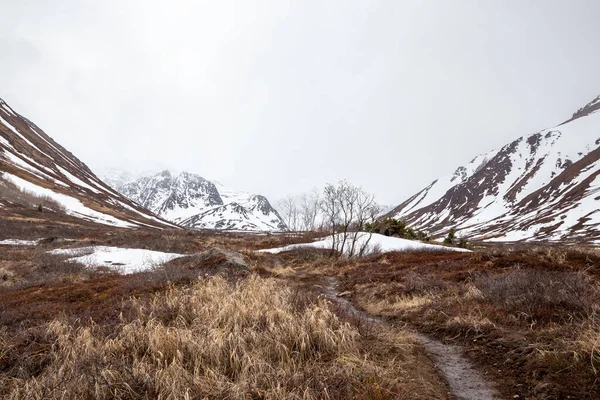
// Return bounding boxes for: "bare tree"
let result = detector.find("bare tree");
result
[321,183,341,256]
[300,188,321,232]
[320,180,379,257]
[355,201,381,256]
[278,196,300,232]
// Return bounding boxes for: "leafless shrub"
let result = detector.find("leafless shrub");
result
[360,241,382,257]
[283,246,331,261]
[277,189,323,233]
[474,268,600,322]
[0,176,65,213]
[300,188,322,232]
[34,251,88,275]
[321,181,380,258]
[402,270,448,295]
[278,195,300,231]
[0,267,15,286]
[0,250,89,292]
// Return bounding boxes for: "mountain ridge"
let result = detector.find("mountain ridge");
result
[0,96,176,229]
[110,170,288,232]
[385,94,600,243]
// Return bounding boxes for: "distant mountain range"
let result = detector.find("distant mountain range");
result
[385,95,600,244]
[105,170,288,232]
[5,90,600,242]
[0,95,285,233]
[0,97,174,229]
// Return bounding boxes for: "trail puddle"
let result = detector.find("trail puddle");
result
[320,277,500,400]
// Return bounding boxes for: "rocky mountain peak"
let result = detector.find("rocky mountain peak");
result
[563,95,600,124]
[109,170,287,231]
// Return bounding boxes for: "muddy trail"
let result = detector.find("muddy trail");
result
[318,276,501,400]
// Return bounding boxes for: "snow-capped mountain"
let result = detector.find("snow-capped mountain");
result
[0,97,176,229]
[95,165,169,190]
[112,171,288,231]
[385,95,600,243]
[117,171,223,223]
[96,169,138,192]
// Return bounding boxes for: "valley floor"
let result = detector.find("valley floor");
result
[1,228,599,399]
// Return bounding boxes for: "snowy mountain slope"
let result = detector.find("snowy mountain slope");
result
[0,97,176,229]
[118,171,223,223]
[182,194,287,231]
[96,169,138,192]
[113,171,287,231]
[95,166,168,191]
[385,95,600,243]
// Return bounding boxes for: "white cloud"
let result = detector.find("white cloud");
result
[1,0,600,204]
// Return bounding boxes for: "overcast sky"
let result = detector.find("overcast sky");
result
[1,1,600,205]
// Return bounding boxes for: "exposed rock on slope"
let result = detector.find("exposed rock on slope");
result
[385,95,600,243]
[114,171,287,231]
[0,97,176,229]
[164,248,250,279]
[118,171,223,223]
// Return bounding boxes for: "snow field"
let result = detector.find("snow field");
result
[258,232,471,255]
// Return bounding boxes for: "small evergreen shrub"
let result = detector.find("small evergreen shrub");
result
[366,218,430,242]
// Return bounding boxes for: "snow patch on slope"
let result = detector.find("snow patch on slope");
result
[387,94,600,243]
[397,148,500,216]
[50,246,185,274]
[258,233,470,255]
[0,239,40,246]
[2,172,135,227]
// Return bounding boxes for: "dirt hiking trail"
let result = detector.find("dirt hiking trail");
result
[320,276,501,400]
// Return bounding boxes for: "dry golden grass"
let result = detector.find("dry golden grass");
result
[353,283,435,316]
[250,264,298,278]
[334,248,600,398]
[1,275,440,400]
[0,267,15,286]
[0,248,90,291]
[445,313,497,334]
[574,317,600,374]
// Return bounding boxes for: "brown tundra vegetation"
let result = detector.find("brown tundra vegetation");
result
[0,227,599,399]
